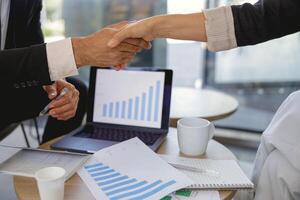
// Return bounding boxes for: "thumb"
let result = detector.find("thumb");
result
[106,21,128,29]
[43,84,57,100]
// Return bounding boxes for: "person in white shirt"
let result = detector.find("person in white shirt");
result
[106,0,300,199]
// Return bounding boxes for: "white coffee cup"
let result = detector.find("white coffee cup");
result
[177,117,215,156]
[35,167,66,200]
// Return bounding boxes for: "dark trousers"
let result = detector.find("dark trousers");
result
[0,77,87,143]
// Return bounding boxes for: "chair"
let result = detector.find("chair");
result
[0,119,41,147]
[0,123,19,141]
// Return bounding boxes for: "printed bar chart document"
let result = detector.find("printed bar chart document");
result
[78,138,192,200]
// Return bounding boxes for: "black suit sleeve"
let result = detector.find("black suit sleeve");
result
[0,44,52,88]
[29,0,44,45]
[231,0,300,46]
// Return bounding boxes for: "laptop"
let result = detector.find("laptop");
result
[51,67,173,153]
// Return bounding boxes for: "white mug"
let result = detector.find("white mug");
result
[177,117,215,156]
[35,167,66,200]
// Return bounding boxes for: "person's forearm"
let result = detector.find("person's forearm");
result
[71,37,87,68]
[149,13,207,42]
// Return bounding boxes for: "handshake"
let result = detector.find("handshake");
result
[72,21,153,70]
[72,13,206,69]
[45,13,205,120]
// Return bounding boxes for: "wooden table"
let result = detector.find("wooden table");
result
[170,87,239,127]
[14,128,237,200]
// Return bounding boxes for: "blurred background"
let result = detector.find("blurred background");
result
[41,0,300,133]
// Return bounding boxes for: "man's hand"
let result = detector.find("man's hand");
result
[71,22,151,69]
[43,80,79,121]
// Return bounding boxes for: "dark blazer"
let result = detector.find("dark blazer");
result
[231,0,300,46]
[0,0,52,89]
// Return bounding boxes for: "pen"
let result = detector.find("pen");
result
[39,88,69,116]
[168,162,219,176]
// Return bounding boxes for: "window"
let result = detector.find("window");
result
[167,0,205,87]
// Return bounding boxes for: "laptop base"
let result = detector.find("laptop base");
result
[51,126,167,154]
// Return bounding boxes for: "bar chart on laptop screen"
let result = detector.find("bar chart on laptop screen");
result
[93,70,165,128]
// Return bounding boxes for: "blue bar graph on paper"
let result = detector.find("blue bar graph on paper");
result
[84,162,176,200]
[85,163,103,169]
[101,80,162,123]
[130,180,177,200]
[110,180,162,200]
[91,169,114,177]
[87,166,109,173]
[106,181,148,197]
[102,179,137,191]
[98,175,129,187]
[94,173,121,182]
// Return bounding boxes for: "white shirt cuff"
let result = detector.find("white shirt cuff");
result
[203,6,237,52]
[46,38,79,81]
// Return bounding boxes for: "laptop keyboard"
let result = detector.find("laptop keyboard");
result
[74,127,162,145]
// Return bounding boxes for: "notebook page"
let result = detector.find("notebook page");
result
[160,155,254,189]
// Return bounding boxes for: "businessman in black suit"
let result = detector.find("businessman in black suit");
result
[0,0,150,142]
[0,0,86,142]
[0,0,150,87]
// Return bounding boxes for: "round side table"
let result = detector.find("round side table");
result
[170,87,239,127]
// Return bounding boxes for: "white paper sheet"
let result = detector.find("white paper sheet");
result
[77,138,193,200]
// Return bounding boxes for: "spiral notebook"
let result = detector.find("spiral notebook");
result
[160,155,254,190]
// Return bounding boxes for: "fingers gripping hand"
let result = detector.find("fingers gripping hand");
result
[107,20,155,48]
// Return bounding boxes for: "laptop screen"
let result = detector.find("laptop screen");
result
[92,69,165,128]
